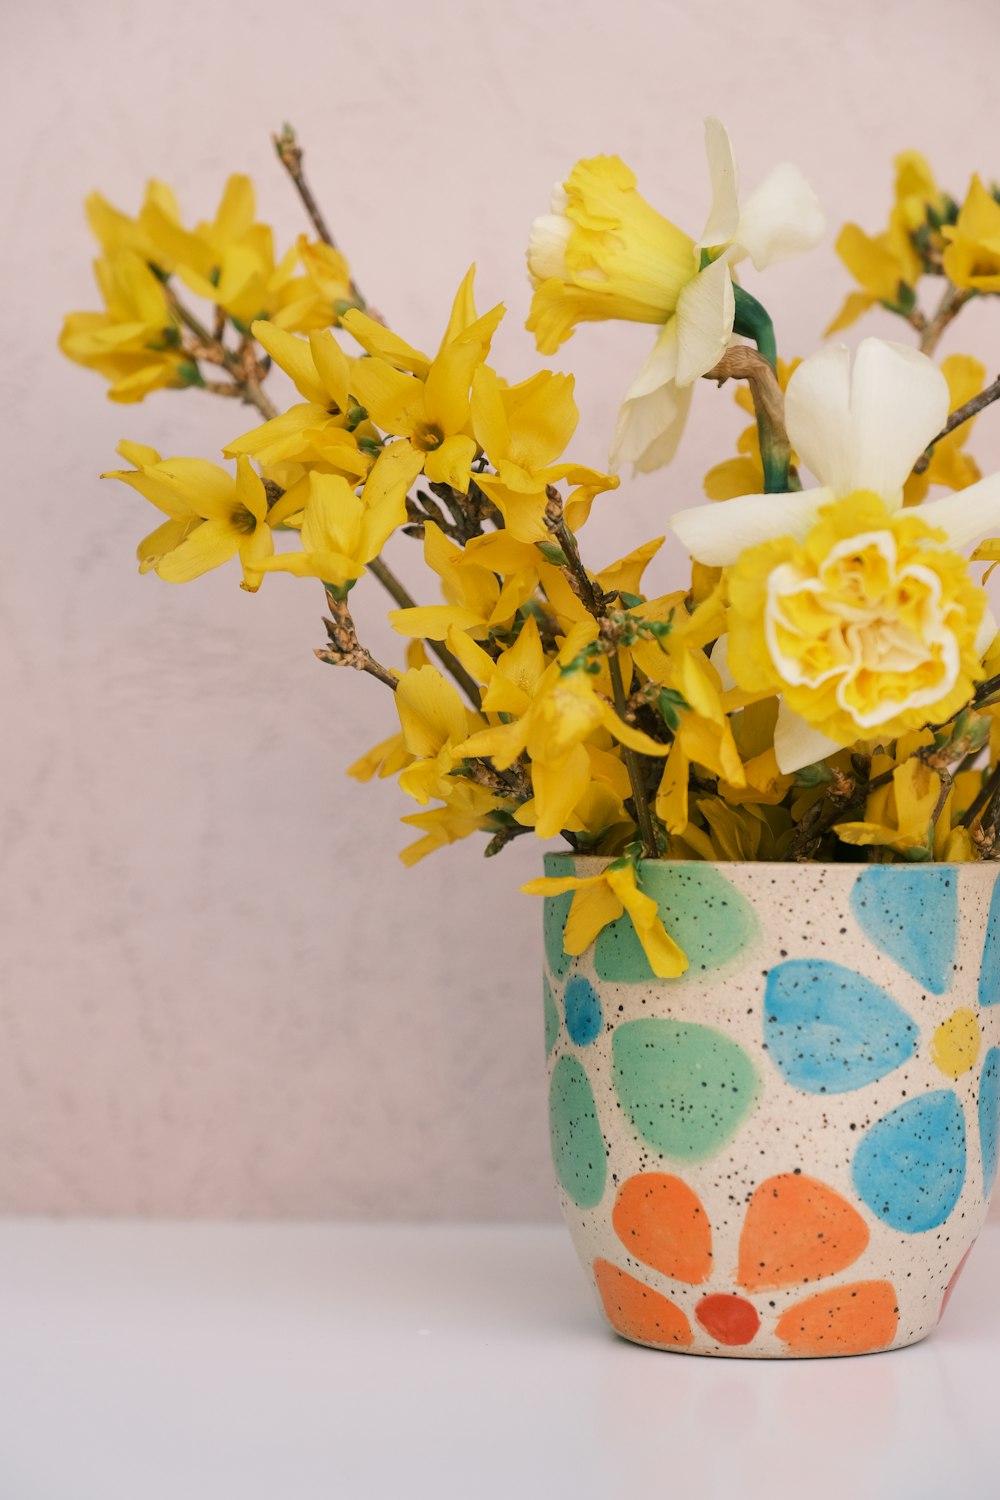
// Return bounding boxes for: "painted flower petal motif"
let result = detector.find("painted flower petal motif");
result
[549,1055,606,1208]
[563,975,603,1046]
[852,1090,967,1232]
[612,1019,760,1160]
[775,1281,899,1356]
[543,976,559,1057]
[850,866,957,995]
[979,881,1000,1006]
[737,1173,870,1290]
[978,1047,1000,1198]
[593,1258,693,1347]
[764,959,918,1094]
[695,1294,760,1347]
[595,864,759,982]
[612,1172,713,1283]
[930,1007,981,1080]
[544,889,574,980]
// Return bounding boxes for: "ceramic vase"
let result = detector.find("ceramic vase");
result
[542,855,1000,1357]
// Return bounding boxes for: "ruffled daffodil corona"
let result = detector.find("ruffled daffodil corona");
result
[671,339,1000,770]
[527,119,823,472]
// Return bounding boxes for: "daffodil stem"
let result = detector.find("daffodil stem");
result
[167,289,278,420]
[732,285,777,369]
[272,123,371,315]
[543,495,659,856]
[703,346,791,493]
[367,556,483,708]
[913,371,1000,475]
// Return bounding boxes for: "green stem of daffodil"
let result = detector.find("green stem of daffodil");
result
[732,285,777,369]
[703,344,792,493]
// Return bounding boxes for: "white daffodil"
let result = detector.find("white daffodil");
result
[526,119,824,474]
[671,338,1000,772]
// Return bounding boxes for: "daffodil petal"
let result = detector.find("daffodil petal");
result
[699,117,740,249]
[773,700,843,774]
[674,254,735,387]
[610,319,695,474]
[785,339,949,504]
[670,486,832,566]
[917,472,1000,550]
[733,162,825,271]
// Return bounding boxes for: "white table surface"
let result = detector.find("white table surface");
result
[0,1219,996,1500]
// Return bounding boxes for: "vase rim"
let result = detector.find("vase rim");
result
[543,852,1000,875]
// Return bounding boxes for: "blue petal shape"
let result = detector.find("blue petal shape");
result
[764,959,918,1094]
[979,1048,1000,1198]
[563,975,603,1047]
[979,882,1000,1006]
[850,867,957,995]
[853,1091,967,1232]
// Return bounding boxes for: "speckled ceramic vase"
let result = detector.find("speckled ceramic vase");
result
[542,856,1000,1357]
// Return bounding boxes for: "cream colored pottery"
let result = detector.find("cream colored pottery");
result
[542,856,1000,1357]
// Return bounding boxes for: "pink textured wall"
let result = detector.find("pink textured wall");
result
[3,0,1000,1216]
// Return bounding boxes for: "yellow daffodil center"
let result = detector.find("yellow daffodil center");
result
[728,492,986,746]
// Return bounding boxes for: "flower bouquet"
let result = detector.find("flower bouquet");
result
[61,121,1000,1357]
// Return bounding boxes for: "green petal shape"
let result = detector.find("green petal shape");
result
[613,1019,760,1160]
[549,1055,606,1207]
[596,864,759,983]
[543,976,560,1056]
[543,890,574,980]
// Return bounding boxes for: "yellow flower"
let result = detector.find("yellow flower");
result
[834,756,941,857]
[942,175,1000,292]
[226,322,376,481]
[387,523,533,643]
[59,250,189,403]
[84,180,184,265]
[826,152,943,334]
[904,354,985,505]
[527,121,823,472]
[521,859,687,978]
[400,781,509,866]
[728,491,986,748]
[470,366,618,541]
[456,622,667,839]
[296,236,357,320]
[393,665,484,805]
[104,444,274,590]
[254,441,422,590]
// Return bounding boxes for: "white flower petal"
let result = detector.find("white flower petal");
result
[976,604,997,658]
[674,255,735,387]
[709,633,736,690]
[774,701,844,774]
[670,486,833,566]
[698,117,740,250]
[527,212,571,280]
[915,472,1000,550]
[785,339,949,505]
[610,319,694,473]
[733,162,826,271]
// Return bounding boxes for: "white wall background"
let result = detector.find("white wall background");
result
[3,0,1000,1217]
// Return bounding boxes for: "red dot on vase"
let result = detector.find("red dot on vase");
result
[696,1293,761,1346]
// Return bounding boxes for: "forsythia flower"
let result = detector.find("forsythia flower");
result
[941,175,1000,292]
[825,151,943,333]
[834,756,942,857]
[393,665,485,804]
[59,250,190,403]
[521,859,687,978]
[527,119,823,472]
[400,782,510,866]
[903,354,985,505]
[671,339,1000,770]
[104,444,274,590]
[470,367,618,541]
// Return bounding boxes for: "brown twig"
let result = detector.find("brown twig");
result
[317,591,399,689]
[544,489,660,856]
[272,123,371,315]
[912,372,1000,475]
[919,284,975,358]
[366,557,483,708]
[166,289,278,420]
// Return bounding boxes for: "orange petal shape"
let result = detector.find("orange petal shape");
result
[695,1293,761,1347]
[738,1173,870,1291]
[612,1172,713,1284]
[593,1258,693,1347]
[776,1280,899,1356]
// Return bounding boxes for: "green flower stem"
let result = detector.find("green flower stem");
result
[732,284,777,369]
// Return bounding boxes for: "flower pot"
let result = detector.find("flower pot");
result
[542,855,1000,1357]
